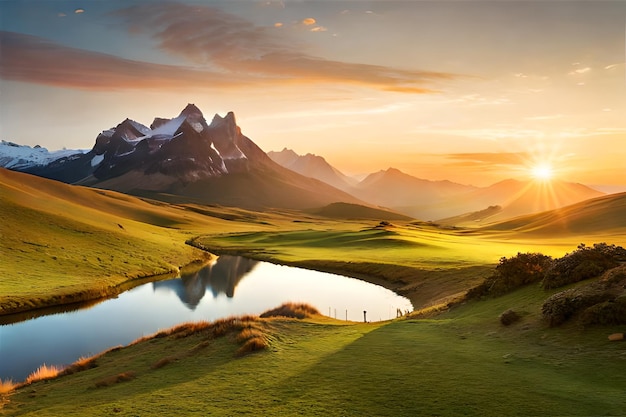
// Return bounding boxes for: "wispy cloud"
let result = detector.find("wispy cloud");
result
[525,114,565,121]
[0,31,249,90]
[568,67,591,75]
[1,2,461,94]
[445,152,529,168]
[110,2,459,93]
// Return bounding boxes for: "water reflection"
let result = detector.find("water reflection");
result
[0,256,412,381]
[153,256,258,308]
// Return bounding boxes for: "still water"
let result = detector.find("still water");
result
[0,256,412,381]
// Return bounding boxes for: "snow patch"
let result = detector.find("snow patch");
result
[90,154,104,167]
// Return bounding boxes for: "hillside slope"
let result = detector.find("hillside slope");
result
[0,168,276,314]
[485,191,626,237]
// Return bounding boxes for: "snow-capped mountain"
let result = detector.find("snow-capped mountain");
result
[0,141,85,170]
[15,104,362,210]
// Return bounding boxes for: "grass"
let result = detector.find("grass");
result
[3,169,626,414]
[3,292,625,416]
[24,365,61,385]
[191,223,609,309]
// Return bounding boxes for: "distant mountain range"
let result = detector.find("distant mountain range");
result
[0,105,607,221]
[268,150,603,222]
[268,148,357,192]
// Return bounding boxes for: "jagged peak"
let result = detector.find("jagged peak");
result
[180,103,204,118]
[210,111,237,127]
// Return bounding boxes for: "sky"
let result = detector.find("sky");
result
[1,0,625,188]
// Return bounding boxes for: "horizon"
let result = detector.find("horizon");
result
[1,0,625,188]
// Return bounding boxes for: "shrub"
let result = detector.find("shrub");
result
[499,309,521,326]
[260,302,320,319]
[542,243,626,289]
[580,296,626,325]
[467,252,552,298]
[541,287,613,327]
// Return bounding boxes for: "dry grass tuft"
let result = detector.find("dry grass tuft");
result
[60,355,98,376]
[151,356,177,370]
[25,364,62,385]
[0,379,16,395]
[236,328,266,344]
[94,371,136,388]
[211,315,259,337]
[260,302,320,319]
[235,336,269,357]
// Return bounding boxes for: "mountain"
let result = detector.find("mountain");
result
[0,141,85,170]
[268,148,357,192]
[351,168,476,219]
[484,192,626,236]
[13,104,363,210]
[438,179,605,225]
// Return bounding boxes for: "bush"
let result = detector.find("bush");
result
[467,252,552,298]
[499,309,521,326]
[542,287,614,327]
[580,296,626,325]
[542,243,626,289]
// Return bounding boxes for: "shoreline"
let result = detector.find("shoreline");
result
[1,241,479,321]
[0,255,215,320]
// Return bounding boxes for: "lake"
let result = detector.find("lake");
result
[0,256,412,381]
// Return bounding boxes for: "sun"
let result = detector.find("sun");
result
[531,164,553,180]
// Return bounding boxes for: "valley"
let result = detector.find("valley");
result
[1,107,625,415]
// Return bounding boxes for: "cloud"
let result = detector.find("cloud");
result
[445,152,529,168]
[0,31,250,91]
[109,2,459,93]
[310,26,327,32]
[274,22,283,28]
[568,67,591,75]
[301,18,316,25]
[525,114,565,121]
[1,3,460,94]
[74,8,85,14]
[604,63,625,70]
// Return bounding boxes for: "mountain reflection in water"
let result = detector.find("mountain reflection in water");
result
[153,256,258,308]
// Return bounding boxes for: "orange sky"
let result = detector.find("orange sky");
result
[1,1,625,187]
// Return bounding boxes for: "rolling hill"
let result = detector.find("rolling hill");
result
[437,179,605,225]
[485,191,626,236]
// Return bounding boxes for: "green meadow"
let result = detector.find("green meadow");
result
[2,169,626,415]
[3,286,625,416]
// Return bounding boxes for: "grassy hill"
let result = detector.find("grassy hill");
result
[307,202,413,221]
[3,283,624,416]
[485,192,626,237]
[0,168,278,314]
